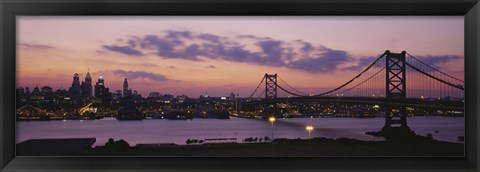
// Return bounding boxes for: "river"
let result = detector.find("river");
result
[16,116,464,146]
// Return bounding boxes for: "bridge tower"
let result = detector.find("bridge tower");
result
[264,73,278,118]
[383,50,410,132]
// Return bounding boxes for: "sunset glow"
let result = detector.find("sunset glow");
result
[17,16,464,97]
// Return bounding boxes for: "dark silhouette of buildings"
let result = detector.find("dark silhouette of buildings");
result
[68,73,82,101]
[94,76,112,106]
[81,72,93,99]
[123,78,133,98]
[149,92,160,98]
[65,72,112,106]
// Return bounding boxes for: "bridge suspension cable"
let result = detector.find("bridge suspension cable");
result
[251,50,464,99]
[334,66,386,96]
[308,52,387,97]
[276,83,306,97]
[406,53,464,82]
[247,76,266,99]
[274,52,388,98]
[277,75,309,96]
[291,52,388,97]
[404,61,464,90]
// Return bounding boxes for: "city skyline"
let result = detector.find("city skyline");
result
[17,16,464,97]
[17,73,242,98]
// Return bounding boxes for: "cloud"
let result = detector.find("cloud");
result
[301,42,314,53]
[257,40,286,66]
[289,49,352,72]
[139,34,201,61]
[343,56,377,71]
[103,45,143,56]
[206,65,216,69]
[96,50,108,54]
[110,70,172,82]
[166,30,192,39]
[20,43,55,49]
[198,33,223,43]
[167,66,176,69]
[102,30,357,73]
[141,63,159,67]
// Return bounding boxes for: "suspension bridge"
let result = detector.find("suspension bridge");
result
[240,50,464,132]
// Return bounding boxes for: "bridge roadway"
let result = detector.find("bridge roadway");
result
[241,96,464,111]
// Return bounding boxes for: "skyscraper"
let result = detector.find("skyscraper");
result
[98,75,104,85]
[123,78,129,98]
[68,73,82,100]
[94,76,111,106]
[95,76,105,98]
[81,72,93,98]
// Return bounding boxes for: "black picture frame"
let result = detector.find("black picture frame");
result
[1,0,479,171]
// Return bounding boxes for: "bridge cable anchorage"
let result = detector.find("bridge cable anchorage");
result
[406,53,464,82]
[277,75,309,96]
[404,61,464,90]
[247,76,266,99]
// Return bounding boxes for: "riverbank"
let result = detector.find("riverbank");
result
[81,136,463,157]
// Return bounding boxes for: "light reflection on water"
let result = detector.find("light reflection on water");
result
[16,116,464,146]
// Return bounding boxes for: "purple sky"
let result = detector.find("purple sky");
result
[17,16,464,97]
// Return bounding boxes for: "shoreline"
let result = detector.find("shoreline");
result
[16,116,465,146]
[17,136,464,157]
[90,136,465,156]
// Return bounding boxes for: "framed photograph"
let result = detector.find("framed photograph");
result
[1,0,479,171]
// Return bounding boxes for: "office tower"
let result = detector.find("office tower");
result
[81,72,93,98]
[68,73,82,100]
[95,76,105,98]
[123,78,130,98]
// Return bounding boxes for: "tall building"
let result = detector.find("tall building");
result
[149,92,160,98]
[41,86,53,93]
[123,78,129,98]
[16,87,26,104]
[41,86,54,101]
[94,76,105,98]
[98,75,104,85]
[68,73,82,100]
[94,76,111,106]
[31,86,44,101]
[81,72,93,98]
[113,90,122,100]
[122,78,133,98]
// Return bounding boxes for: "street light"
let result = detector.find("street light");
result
[306,125,314,150]
[269,116,276,156]
[269,116,276,140]
[306,125,314,138]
